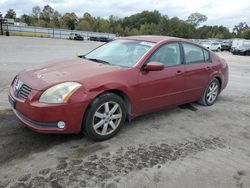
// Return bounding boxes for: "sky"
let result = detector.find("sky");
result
[0,0,249,30]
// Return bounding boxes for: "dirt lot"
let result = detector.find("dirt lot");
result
[0,36,250,188]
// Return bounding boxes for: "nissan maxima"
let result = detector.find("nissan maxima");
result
[8,36,228,141]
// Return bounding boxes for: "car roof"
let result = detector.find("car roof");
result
[121,35,183,43]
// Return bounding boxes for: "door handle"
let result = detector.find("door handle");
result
[176,70,183,75]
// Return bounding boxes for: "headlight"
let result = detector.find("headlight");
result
[39,82,82,104]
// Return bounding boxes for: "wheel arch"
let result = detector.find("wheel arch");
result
[214,76,222,90]
[103,89,132,121]
[82,88,132,132]
[208,71,223,93]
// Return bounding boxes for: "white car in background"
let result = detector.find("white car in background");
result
[202,41,221,52]
[231,39,250,55]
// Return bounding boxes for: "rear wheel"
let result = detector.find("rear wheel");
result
[83,93,126,141]
[199,79,220,106]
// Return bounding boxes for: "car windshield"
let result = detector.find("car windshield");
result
[84,39,155,67]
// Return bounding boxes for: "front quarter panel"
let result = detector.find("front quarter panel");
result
[76,68,141,117]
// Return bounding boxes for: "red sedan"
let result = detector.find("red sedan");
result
[8,36,228,141]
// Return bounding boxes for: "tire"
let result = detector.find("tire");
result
[83,93,126,141]
[199,79,220,106]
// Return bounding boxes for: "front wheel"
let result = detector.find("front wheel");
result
[83,93,126,141]
[199,79,220,106]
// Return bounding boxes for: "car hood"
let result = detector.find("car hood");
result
[18,58,125,90]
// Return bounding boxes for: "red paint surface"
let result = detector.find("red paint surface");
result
[9,36,229,133]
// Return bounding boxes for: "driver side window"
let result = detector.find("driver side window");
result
[148,43,181,67]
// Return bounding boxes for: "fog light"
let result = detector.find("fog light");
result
[57,121,66,129]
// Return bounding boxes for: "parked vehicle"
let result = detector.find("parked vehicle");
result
[89,36,113,42]
[221,40,232,51]
[231,39,250,56]
[8,35,228,141]
[202,41,221,51]
[69,33,84,41]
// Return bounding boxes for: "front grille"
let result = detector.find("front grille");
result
[16,84,32,100]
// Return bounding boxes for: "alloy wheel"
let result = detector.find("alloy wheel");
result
[92,101,122,136]
[206,82,219,104]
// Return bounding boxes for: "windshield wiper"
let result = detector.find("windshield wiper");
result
[85,58,110,64]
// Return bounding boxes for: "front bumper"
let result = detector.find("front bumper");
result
[9,86,89,134]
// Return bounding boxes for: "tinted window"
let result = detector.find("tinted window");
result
[203,49,210,62]
[148,43,181,67]
[183,43,205,64]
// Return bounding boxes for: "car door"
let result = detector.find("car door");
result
[137,42,185,114]
[181,42,213,102]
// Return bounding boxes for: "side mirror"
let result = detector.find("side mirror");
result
[144,61,164,71]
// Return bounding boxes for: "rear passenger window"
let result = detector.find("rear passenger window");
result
[182,43,205,64]
[203,49,210,62]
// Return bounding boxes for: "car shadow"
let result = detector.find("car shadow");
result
[0,109,85,166]
[0,103,200,166]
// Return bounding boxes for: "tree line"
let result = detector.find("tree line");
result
[1,5,250,39]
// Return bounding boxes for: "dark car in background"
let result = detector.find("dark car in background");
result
[69,33,84,41]
[221,41,232,51]
[89,36,113,42]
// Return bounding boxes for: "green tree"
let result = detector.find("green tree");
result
[40,5,54,24]
[197,25,232,39]
[83,12,94,26]
[114,24,123,36]
[32,6,41,18]
[20,14,32,25]
[139,23,160,35]
[123,10,161,29]
[76,19,91,31]
[5,9,16,19]
[242,28,250,39]
[52,11,62,28]
[186,12,207,27]
[233,22,248,37]
[34,19,47,27]
[75,12,95,31]
[157,16,169,35]
[165,17,195,38]
[94,17,110,32]
[128,28,139,35]
[0,12,2,18]
[6,6,236,39]
[62,13,78,30]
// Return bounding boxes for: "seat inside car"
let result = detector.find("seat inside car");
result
[186,50,203,63]
[159,47,178,66]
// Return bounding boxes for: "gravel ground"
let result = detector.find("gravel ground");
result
[0,36,250,188]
